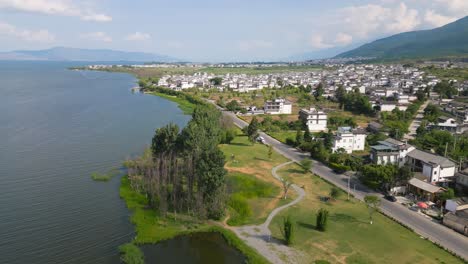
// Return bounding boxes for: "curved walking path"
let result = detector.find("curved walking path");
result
[232,161,306,264]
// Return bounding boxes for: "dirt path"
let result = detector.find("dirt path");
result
[231,161,306,264]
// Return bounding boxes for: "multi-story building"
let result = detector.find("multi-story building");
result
[264,98,292,115]
[370,138,415,167]
[299,107,327,132]
[331,127,367,153]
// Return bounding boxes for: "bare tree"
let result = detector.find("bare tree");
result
[280,177,292,199]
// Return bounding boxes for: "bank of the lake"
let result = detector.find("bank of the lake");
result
[119,176,269,264]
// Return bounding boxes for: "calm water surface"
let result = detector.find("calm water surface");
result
[0,61,191,263]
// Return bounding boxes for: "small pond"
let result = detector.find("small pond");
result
[141,232,246,264]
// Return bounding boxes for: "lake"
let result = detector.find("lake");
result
[0,61,193,263]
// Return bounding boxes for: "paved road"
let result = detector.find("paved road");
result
[220,108,468,261]
[404,100,431,140]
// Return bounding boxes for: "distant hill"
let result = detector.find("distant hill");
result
[0,47,178,62]
[336,16,468,59]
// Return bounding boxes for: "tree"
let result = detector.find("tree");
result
[151,123,179,157]
[280,177,292,199]
[295,130,304,146]
[282,216,294,245]
[423,104,441,123]
[247,116,259,144]
[209,77,223,85]
[433,80,457,99]
[329,187,342,200]
[335,85,346,107]
[220,128,236,144]
[316,208,329,231]
[440,188,455,202]
[364,195,380,224]
[268,145,273,160]
[300,159,312,173]
[314,83,324,100]
[226,100,241,111]
[303,130,312,142]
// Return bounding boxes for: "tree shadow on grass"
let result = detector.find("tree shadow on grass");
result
[284,168,304,174]
[330,213,367,224]
[254,157,270,162]
[228,142,251,147]
[297,221,316,230]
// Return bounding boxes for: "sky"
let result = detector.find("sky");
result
[0,0,467,61]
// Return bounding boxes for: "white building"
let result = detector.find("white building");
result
[370,138,415,167]
[264,98,292,115]
[299,107,327,132]
[331,127,367,153]
[406,149,456,184]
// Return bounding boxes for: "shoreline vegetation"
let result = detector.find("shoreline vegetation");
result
[92,69,465,263]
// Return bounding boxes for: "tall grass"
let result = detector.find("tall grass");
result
[118,243,144,264]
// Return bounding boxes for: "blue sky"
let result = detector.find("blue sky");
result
[0,0,467,61]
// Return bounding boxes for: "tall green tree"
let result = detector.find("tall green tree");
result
[247,116,259,143]
[316,208,329,231]
[364,195,380,225]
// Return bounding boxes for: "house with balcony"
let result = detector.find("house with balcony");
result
[331,127,367,154]
[299,107,327,132]
[369,138,415,167]
[264,98,292,115]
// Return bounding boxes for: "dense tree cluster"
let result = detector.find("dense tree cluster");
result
[433,80,458,99]
[413,129,468,161]
[360,164,413,190]
[126,105,227,220]
[335,86,374,116]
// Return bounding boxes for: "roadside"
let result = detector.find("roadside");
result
[404,99,431,140]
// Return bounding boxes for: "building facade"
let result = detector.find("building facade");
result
[331,127,367,153]
[264,98,292,115]
[299,107,327,132]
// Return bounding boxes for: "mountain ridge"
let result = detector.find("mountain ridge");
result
[336,16,468,59]
[0,47,178,62]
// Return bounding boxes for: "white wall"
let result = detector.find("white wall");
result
[445,199,458,213]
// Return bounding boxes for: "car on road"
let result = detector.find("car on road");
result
[256,136,266,144]
[384,195,397,202]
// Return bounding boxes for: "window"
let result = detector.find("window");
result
[434,171,437,175]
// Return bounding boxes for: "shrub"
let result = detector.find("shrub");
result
[330,187,342,200]
[282,216,294,245]
[118,243,144,264]
[329,162,350,174]
[316,208,329,231]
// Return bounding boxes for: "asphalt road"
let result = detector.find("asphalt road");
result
[221,109,468,261]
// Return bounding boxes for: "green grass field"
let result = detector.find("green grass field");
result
[220,133,293,226]
[150,92,196,114]
[269,163,463,264]
[268,131,298,144]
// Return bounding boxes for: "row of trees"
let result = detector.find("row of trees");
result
[360,164,413,190]
[126,105,228,220]
[335,86,374,116]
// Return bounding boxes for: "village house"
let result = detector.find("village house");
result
[369,138,415,167]
[331,127,367,154]
[406,149,457,184]
[299,107,327,132]
[264,98,292,115]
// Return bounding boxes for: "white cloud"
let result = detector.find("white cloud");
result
[125,32,151,41]
[238,40,273,51]
[80,31,112,42]
[334,33,353,46]
[309,35,333,49]
[0,0,112,22]
[424,10,457,27]
[385,3,420,32]
[0,21,55,42]
[435,0,468,16]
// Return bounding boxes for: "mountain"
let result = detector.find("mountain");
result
[0,47,178,62]
[336,16,468,59]
[288,46,358,61]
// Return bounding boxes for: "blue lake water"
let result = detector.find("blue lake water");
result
[0,61,191,263]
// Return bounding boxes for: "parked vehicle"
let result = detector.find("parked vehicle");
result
[385,195,397,202]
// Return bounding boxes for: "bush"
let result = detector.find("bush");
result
[285,137,296,146]
[316,208,329,231]
[118,243,144,264]
[282,216,294,245]
[329,162,350,174]
[228,194,252,224]
[330,187,342,200]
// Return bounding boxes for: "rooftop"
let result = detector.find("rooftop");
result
[407,149,456,168]
[408,177,444,194]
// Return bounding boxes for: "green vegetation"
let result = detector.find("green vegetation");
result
[90,168,120,181]
[282,216,294,245]
[270,163,462,263]
[360,164,413,190]
[336,86,374,116]
[381,100,424,139]
[299,158,312,173]
[316,208,329,231]
[220,132,289,226]
[120,176,269,264]
[364,195,380,225]
[118,243,144,264]
[151,91,196,114]
[412,129,468,161]
[226,173,279,225]
[433,80,459,99]
[337,16,468,59]
[424,66,468,82]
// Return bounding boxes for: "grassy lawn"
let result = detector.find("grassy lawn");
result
[328,111,376,128]
[268,131,298,144]
[150,92,196,114]
[220,133,294,226]
[269,163,463,264]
